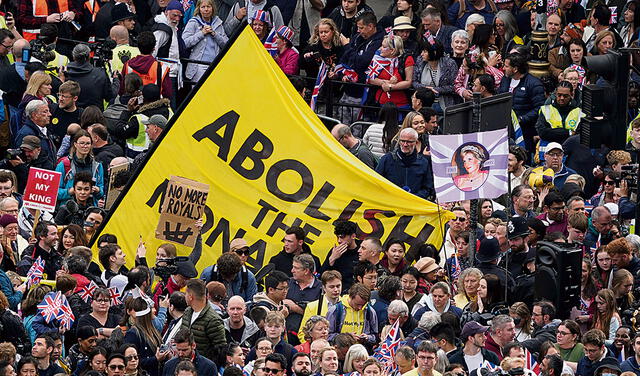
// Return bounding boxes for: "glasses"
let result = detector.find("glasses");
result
[95,299,110,304]
[398,139,417,144]
[108,365,125,370]
[1,42,12,49]
[262,368,283,374]
[58,93,74,99]
[235,249,250,256]
[557,330,571,336]
[125,355,139,361]
[451,217,467,222]
[257,347,272,351]
[549,205,565,211]
[275,286,289,291]
[604,180,617,186]
[547,152,563,158]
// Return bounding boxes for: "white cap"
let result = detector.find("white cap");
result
[545,142,563,153]
[604,202,619,216]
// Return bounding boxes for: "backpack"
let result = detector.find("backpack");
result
[0,309,30,355]
[207,264,249,292]
[57,155,101,186]
[103,99,129,138]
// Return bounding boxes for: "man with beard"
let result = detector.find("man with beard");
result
[549,24,584,78]
[541,354,564,376]
[508,145,527,188]
[32,335,64,376]
[448,321,500,372]
[162,328,217,376]
[536,192,568,236]
[506,217,535,277]
[291,353,312,376]
[522,301,561,353]
[483,315,516,361]
[511,185,536,218]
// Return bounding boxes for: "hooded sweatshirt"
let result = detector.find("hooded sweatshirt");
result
[120,54,173,98]
[153,13,181,77]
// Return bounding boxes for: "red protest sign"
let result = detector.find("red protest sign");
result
[23,168,62,212]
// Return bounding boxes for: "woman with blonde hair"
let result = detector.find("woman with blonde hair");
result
[343,344,368,375]
[391,111,428,153]
[294,315,329,353]
[302,18,344,78]
[182,0,228,83]
[593,30,616,55]
[611,269,634,314]
[367,34,414,109]
[592,289,621,344]
[18,71,53,126]
[454,267,482,308]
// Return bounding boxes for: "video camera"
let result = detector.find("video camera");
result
[153,256,190,283]
[620,164,639,191]
[30,37,57,66]
[90,38,116,67]
[5,148,26,162]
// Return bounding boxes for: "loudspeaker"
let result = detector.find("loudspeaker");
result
[535,241,582,319]
[581,85,604,118]
[443,92,513,134]
[579,116,610,149]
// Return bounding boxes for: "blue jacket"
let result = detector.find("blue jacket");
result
[54,156,105,206]
[163,351,216,376]
[435,25,459,55]
[327,298,378,345]
[621,356,640,376]
[182,15,228,82]
[375,149,435,200]
[0,269,22,311]
[576,348,614,376]
[339,30,383,97]
[549,164,576,191]
[498,73,545,149]
[200,264,257,301]
[15,117,57,168]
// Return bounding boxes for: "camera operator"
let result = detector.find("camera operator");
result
[37,24,69,78]
[65,44,115,108]
[0,135,53,193]
[151,258,198,307]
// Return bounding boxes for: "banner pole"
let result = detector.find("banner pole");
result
[32,209,41,240]
[468,93,482,264]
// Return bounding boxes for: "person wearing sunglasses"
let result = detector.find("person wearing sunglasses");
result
[118,344,147,376]
[262,354,286,376]
[106,354,127,376]
[441,206,469,262]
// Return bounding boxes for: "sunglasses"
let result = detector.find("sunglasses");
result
[604,180,617,186]
[235,248,250,256]
[451,217,467,222]
[262,368,283,374]
[125,355,139,361]
[109,365,125,370]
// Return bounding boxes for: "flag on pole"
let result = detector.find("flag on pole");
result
[79,281,98,303]
[263,29,278,57]
[524,348,541,375]
[26,256,45,288]
[373,319,402,375]
[310,61,328,111]
[56,294,75,330]
[108,286,122,305]
[37,292,63,323]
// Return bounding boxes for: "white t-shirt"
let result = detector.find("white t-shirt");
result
[190,310,202,325]
[464,351,484,372]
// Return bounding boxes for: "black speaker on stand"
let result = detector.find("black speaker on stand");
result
[535,241,583,319]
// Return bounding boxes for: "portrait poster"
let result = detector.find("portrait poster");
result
[430,129,509,203]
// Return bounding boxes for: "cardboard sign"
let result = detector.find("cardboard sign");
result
[105,162,130,210]
[155,176,209,247]
[23,168,62,212]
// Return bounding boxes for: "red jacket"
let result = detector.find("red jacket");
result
[484,332,505,361]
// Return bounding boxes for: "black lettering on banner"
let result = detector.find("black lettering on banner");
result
[205,215,230,248]
[302,223,321,245]
[252,199,279,228]
[266,159,314,202]
[266,212,303,237]
[145,179,169,213]
[303,181,335,221]
[229,130,274,180]
[201,206,214,233]
[334,199,363,224]
[386,215,435,254]
[192,110,239,161]
[358,209,396,238]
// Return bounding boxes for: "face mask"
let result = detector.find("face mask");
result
[84,221,95,228]
[602,373,618,376]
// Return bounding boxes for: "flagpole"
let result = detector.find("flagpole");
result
[468,93,482,264]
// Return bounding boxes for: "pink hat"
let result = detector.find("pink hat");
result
[276,25,294,44]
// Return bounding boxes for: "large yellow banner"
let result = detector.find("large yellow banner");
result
[95,26,454,273]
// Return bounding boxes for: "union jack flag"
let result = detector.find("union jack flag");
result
[479,360,499,372]
[26,257,45,288]
[449,253,462,293]
[609,7,618,24]
[108,286,122,306]
[333,64,358,82]
[37,292,63,323]
[524,347,541,375]
[56,295,75,330]
[310,61,328,111]
[365,55,396,82]
[79,281,98,303]
[263,29,278,57]
[373,319,402,375]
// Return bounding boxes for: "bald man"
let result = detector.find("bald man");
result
[110,25,140,73]
[331,123,377,169]
[223,295,261,350]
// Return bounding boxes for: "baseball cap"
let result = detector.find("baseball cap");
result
[461,321,489,339]
[21,135,40,150]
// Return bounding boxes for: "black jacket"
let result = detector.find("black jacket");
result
[94,141,124,172]
[65,62,115,108]
[17,244,64,280]
[339,30,384,97]
[498,73,545,150]
[162,351,216,376]
[268,244,321,277]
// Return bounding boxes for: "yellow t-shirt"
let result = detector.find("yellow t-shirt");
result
[339,295,365,335]
[403,368,443,376]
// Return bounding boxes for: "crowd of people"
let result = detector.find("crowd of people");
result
[0,1,635,376]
